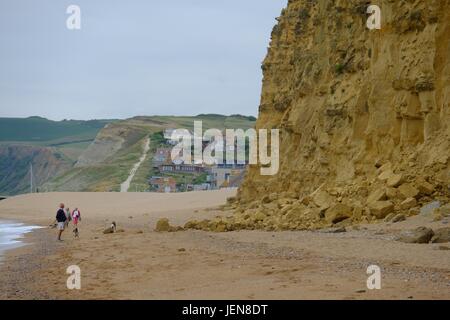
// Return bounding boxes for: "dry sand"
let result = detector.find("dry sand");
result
[0,189,449,300]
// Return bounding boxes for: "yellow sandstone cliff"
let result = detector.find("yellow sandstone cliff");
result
[187,0,450,231]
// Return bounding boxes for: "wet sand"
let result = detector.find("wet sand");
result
[0,220,42,264]
[0,190,449,300]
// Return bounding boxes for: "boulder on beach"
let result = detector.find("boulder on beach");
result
[431,228,450,243]
[155,218,183,232]
[391,214,406,223]
[155,218,171,232]
[398,227,434,244]
[369,201,394,219]
[325,203,352,224]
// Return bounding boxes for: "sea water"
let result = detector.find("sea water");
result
[0,220,42,263]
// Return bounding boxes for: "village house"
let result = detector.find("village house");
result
[152,148,171,167]
[163,128,178,145]
[159,164,205,174]
[192,183,211,191]
[149,176,177,193]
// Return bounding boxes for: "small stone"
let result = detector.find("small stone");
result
[312,190,335,210]
[392,214,406,223]
[320,226,347,233]
[416,180,434,195]
[367,188,387,204]
[430,227,450,243]
[387,174,403,188]
[325,203,352,224]
[262,195,271,203]
[440,204,450,217]
[433,209,443,221]
[400,198,417,210]
[374,159,383,168]
[384,212,396,222]
[178,248,186,252]
[213,222,227,233]
[378,170,394,181]
[300,196,311,205]
[226,196,237,204]
[352,207,363,220]
[369,201,394,219]
[356,289,366,293]
[409,207,420,216]
[398,184,420,199]
[254,212,266,222]
[269,193,278,202]
[386,187,398,200]
[184,220,198,229]
[378,162,392,173]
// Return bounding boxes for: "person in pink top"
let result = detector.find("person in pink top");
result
[71,208,81,238]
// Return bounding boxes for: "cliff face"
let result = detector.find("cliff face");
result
[241,0,449,193]
[0,145,72,195]
[75,122,147,167]
[213,0,449,231]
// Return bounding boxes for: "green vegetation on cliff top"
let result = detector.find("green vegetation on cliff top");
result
[0,116,113,145]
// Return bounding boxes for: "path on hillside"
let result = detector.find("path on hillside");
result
[120,137,150,192]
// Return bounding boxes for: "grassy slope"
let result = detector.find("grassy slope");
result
[56,141,93,162]
[139,114,256,131]
[0,116,111,144]
[128,133,162,192]
[45,133,147,192]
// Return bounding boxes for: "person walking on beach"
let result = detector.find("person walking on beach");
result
[72,208,81,238]
[65,207,71,228]
[56,203,67,241]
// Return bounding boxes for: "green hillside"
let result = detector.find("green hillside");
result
[0,116,112,145]
[137,114,256,131]
[44,114,256,193]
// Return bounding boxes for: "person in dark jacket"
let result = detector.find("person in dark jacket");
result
[56,203,67,241]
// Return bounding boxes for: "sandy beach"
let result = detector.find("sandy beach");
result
[0,189,449,300]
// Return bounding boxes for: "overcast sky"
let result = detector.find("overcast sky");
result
[0,1,286,120]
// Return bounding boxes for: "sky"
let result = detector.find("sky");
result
[0,1,287,120]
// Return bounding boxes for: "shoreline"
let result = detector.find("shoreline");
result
[0,226,61,299]
[0,191,449,300]
[0,220,44,270]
